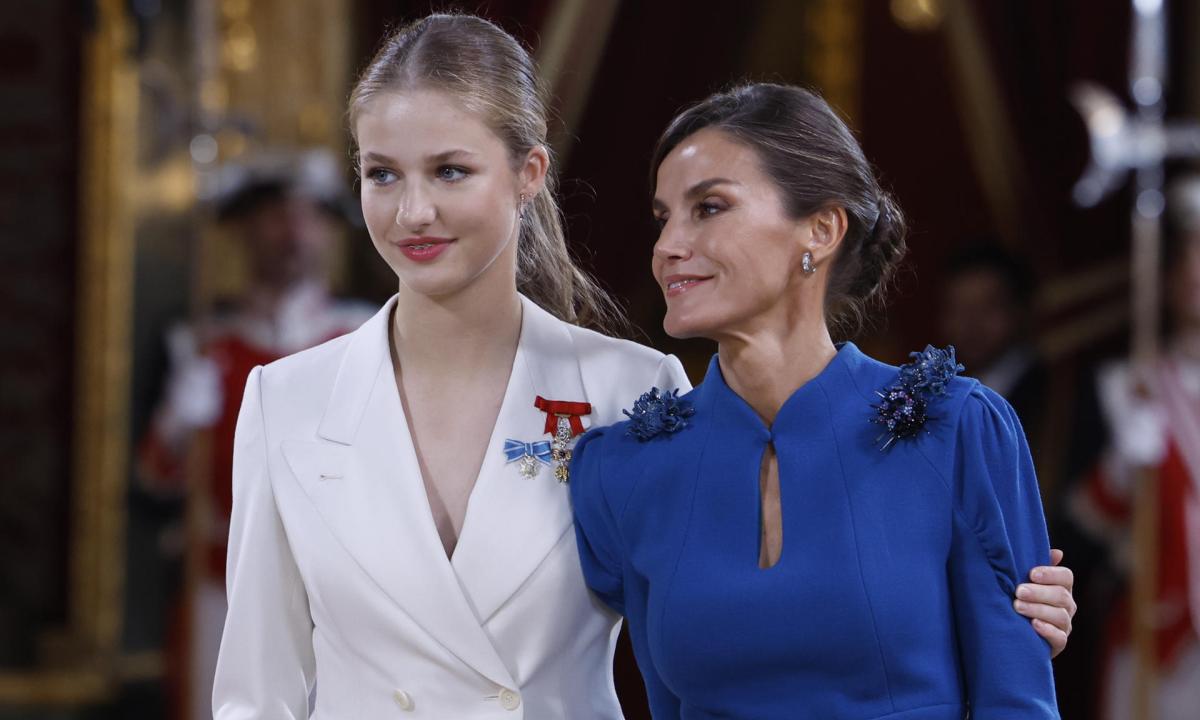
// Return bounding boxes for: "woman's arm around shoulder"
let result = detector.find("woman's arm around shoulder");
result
[212,366,316,719]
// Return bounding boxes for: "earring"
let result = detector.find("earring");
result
[801,251,816,275]
[518,193,528,220]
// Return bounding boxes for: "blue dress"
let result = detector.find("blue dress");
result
[569,343,1059,719]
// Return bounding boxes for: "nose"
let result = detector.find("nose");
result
[395,183,436,231]
[653,217,692,264]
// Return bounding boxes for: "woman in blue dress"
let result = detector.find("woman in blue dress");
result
[570,83,1061,719]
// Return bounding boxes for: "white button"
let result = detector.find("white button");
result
[393,689,415,711]
[498,688,521,711]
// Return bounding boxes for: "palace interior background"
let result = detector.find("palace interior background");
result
[1,0,1196,718]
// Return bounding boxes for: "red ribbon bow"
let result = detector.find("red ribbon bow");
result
[534,396,592,437]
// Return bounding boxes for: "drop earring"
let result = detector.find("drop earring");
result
[518,193,528,220]
[801,251,816,275]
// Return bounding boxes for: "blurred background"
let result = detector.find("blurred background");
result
[2,0,1198,718]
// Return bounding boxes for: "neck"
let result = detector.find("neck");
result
[391,274,522,378]
[716,305,837,425]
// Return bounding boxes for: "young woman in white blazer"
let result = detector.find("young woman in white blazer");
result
[213,13,1077,719]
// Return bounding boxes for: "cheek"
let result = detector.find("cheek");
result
[361,191,395,242]
[716,241,793,299]
[444,186,513,251]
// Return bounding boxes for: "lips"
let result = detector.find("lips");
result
[395,236,454,262]
[662,274,712,297]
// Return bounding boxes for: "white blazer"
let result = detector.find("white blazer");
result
[213,295,690,719]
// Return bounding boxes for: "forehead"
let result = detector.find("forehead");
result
[355,88,501,157]
[655,128,765,197]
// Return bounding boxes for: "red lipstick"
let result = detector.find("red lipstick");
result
[395,236,454,262]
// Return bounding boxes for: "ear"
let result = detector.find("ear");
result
[807,206,848,264]
[517,144,551,199]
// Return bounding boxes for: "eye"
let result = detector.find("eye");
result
[653,214,667,232]
[697,199,724,218]
[364,167,397,186]
[436,165,469,182]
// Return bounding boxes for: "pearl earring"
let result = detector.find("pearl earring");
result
[802,251,816,275]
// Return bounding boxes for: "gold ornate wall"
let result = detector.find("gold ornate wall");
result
[0,0,355,706]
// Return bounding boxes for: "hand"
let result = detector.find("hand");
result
[1014,548,1076,658]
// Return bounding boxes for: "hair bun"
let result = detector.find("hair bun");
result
[848,190,907,303]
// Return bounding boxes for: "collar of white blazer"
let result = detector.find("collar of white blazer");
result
[316,294,589,444]
[284,294,590,690]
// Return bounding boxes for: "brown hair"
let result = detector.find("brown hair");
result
[349,13,622,332]
[650,83,907,335]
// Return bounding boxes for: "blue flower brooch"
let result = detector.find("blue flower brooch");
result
[624,387,695,442]
[871,345,964,449]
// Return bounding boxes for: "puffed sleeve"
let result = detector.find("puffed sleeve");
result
[213,367,316,719]
[949,386,1059,718]
[570,427,685,719]
[569,429,626,615]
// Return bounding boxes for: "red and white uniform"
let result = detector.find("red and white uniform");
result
[1072,352,1200,720]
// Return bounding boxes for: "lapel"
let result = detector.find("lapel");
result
[450,296,589,623]
[280,297,514,689]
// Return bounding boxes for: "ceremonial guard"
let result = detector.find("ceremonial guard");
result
[1072,178,1200,720]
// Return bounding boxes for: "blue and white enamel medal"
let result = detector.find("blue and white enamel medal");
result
[503,439,552,479]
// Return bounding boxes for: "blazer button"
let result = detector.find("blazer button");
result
[498,688,521,711]
[393,689,415,711]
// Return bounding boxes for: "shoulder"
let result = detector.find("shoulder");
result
[920,380,1031,502]
[570,416,657,518]
[954,382,1025,453]
[850,344,986,461]
[255,331,352,412]
[567,324,676,379]
[565,324,691,424]
[260,331,353,387]
[571,383,702,509]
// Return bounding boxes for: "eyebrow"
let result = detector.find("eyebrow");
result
[360,151,394,166]
[652,177,739,213]
[359,148,479,165]
[430,148,478,163]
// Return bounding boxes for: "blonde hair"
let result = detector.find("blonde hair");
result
[349,13,623,332]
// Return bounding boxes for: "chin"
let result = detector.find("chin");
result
[399,275,476,300]
[397,254,515,302]
[662,309,713,340]
[394,263,473,298]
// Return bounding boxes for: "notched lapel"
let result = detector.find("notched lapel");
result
[282,440,350,487]
[281,301,516,690]
[451,298,588,624]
